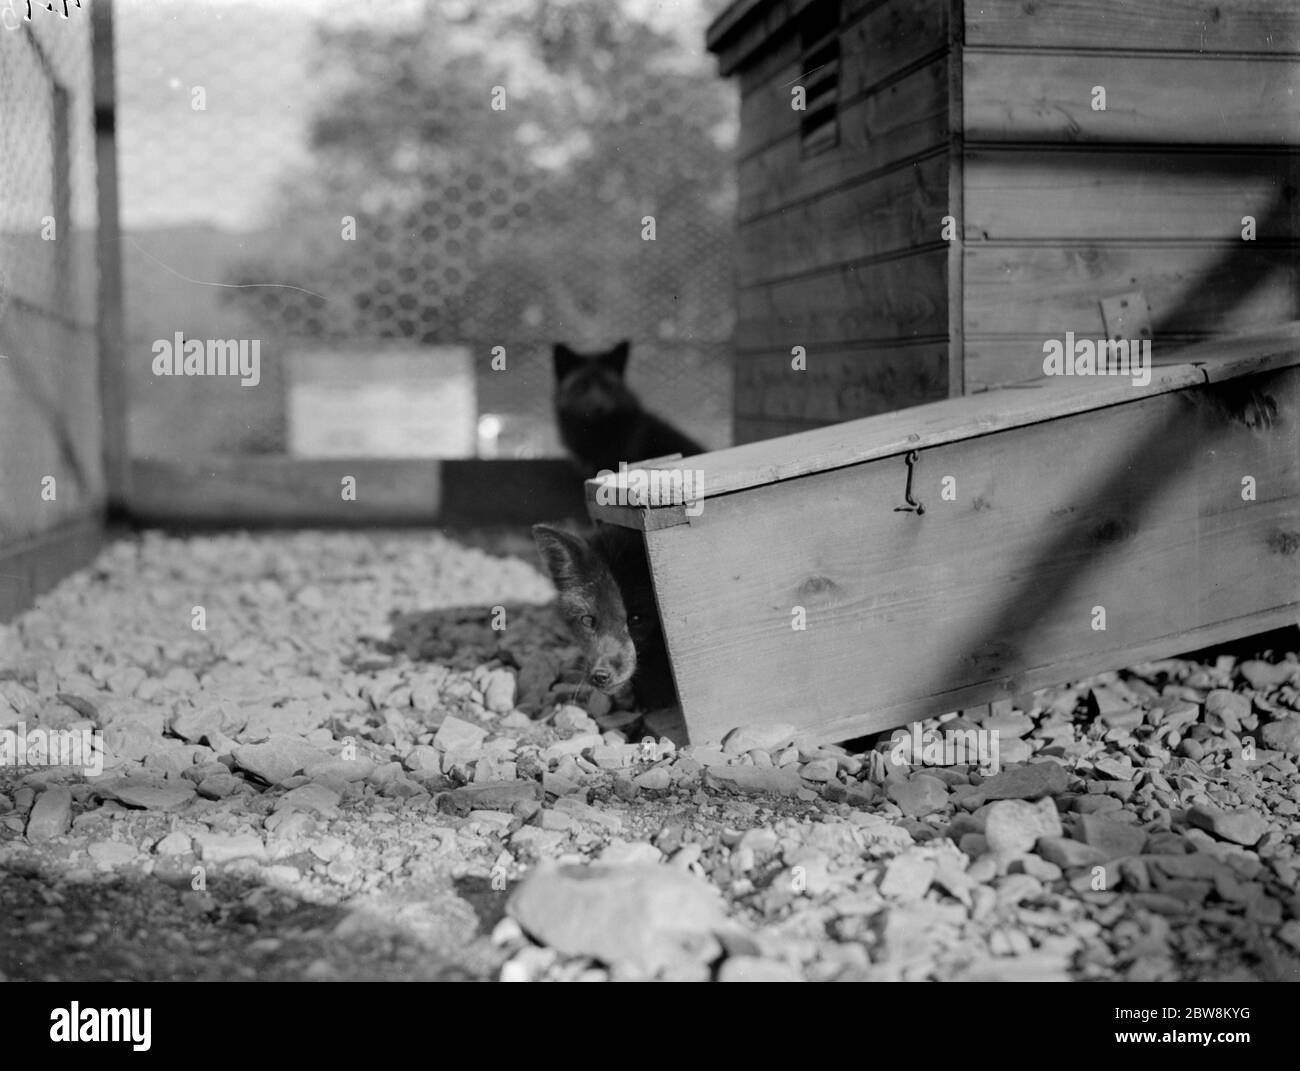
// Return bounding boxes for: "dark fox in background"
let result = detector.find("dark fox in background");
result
[532,522,677,712]
[553,340,703,479]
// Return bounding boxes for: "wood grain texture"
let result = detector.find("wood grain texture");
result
[733,415,830,444]
[738,61,948,219]
[737,156,948,285]
[735,249,949,350]
[0,515,102,623]
[964,0,1300,53]
[967,323,1300,389]
[964,149,1300,241]
[643,362,1300,743]
[963,242,1300,337]
[738,59,804,158]
[709,0,802,77]
[964,335,1206,390]
[734,342,948,424]
[588,323,1300,505]
[964,50,1300,145]
[837,0,947,99]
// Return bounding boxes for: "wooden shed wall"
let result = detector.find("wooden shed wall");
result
[959,0,1300,390]
[726,0,952,444]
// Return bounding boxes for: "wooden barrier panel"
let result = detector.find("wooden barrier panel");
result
[127,458,585,527]
[590,326,1300,744]
[0,517,103,624]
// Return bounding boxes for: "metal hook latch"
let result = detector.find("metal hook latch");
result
[893,450,924,515]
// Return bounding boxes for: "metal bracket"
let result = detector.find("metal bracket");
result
[1100,290,1153,347]
[893,450,924,515]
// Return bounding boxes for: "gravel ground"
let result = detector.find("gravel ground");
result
[1,529,1299,982]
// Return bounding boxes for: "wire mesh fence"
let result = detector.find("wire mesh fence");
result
[0,3,101,545]
[114,0,737,463]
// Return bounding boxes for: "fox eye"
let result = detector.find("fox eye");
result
[579,614,596,629]
[627,613,642,625]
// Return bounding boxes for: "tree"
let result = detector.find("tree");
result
[225,0,736,350]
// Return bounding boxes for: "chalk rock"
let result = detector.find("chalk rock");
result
[507,862,732,975]
[976,763,1069,802]
[984,798,1062,857]
[26,787,72,842]
[705,765,803,797]
[1187,805,1268,847]
[887,774,950,818]
[193,831,267,864]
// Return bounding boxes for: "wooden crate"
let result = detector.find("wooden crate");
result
[587,325,1300,745]
[708,0,1300,440]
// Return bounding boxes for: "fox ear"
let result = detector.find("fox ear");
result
[553,343,580,380]
[532,524,592,590]
[604,340,630,376]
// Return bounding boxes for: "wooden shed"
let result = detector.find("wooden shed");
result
[706,0,1300,443]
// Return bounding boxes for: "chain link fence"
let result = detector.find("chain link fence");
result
[0,3,101,545]
[114,0,736,464]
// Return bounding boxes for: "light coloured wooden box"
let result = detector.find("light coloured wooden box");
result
[707,0,1300,441]
[587,326,1300,745]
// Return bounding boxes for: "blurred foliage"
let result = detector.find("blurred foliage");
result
[224,0,737,348]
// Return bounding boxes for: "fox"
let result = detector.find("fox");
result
[553,340,703,480]
[531,521,677,711]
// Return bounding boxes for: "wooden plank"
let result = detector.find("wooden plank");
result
[645,362,1300,743]
[963,242,1300,337]
[440,460,586,526]
[0,515,102,623]
[965,323,1300,389]
[734,342,948,421]
[964,149,1300,242]
[92,0,130,510]
[738,60,948,219]
[837,0,947,99]
[735,249,949,350]
[964,335,1206,390]
[738,60,804,159]
[733,415,826,444]
[127,458,585,527]
[709,0,802,77]
[737,23,802,96]
[946,2,965,396]
[737,156,947,286]
[743,155,946,284]
[588,323,1300,507]
[964,50,1300,145]
[964,0,1300,53]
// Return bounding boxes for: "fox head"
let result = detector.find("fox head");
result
[553,341,636,420]
[533,523,662,696]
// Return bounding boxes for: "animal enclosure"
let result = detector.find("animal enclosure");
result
[3,0,1300,993]
[708,0,1300,441]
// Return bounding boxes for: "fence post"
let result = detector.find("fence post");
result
[91,0,129,512]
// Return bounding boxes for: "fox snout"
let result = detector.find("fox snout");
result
[585,633,636,692]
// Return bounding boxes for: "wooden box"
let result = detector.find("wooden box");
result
[707,0,1300,443]
[587,326,1300,745]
